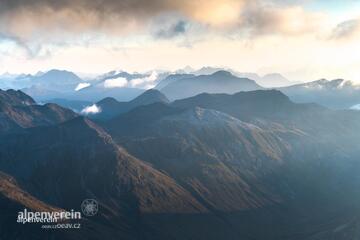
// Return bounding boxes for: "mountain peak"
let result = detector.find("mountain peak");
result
[234,89,289,100]
[34,69,82,85]
[91,89,170,120]
[160,70,262,100]
[211,70,233,77]
[297,78,352,90]
[130,89,170,105]
[0,89,36,106]
[41,69,79,79]
[45,69,75,75]
[97,97,119,106]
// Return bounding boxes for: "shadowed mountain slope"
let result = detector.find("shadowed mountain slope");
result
[92,89,169,120]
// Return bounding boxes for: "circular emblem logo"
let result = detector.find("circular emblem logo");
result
[81,199,99,217]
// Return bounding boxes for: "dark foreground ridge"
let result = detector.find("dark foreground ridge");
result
[0,89,360,239]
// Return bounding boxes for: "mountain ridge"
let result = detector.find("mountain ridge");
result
[91,89,170,120]
[159,70,263,100]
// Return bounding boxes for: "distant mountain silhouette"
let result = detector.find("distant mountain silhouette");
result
[17,70,147,102]
[159,70,262,100]
[92,89,169,120]
[74,86,144,102]
[259,73,292,87]
[22,70,82,97]
[279,78,360,109]
[33,70,82,87]
[179,67,294,88]
[155,73,195,90]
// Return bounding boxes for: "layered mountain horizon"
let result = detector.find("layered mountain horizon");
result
[2,67,359,111]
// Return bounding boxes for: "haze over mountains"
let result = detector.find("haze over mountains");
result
[2,67,359,111]
[280,79,360,109]
[1,85,360,239]
[1,66,360,240]
[158,71,263,100]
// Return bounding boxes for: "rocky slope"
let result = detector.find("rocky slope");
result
[0,89,77,133]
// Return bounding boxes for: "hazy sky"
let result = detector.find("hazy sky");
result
[0,0,360,82]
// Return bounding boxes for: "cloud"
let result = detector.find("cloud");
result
[101,72,159,89]
[129,71,158,89]
[331,19,360,40]
[239,4,326,37]
[350,104,360,110]
[0,0,327,44]
[103,77,128,88]
[81,104,101,115]
[155,20,189,39]
[75,82,91,91]
[0,0,240,41]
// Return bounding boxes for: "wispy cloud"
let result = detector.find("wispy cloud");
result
[130,71,158,89]
[331,19,360,40]
[155,20,189,39]
[0,0,329,44]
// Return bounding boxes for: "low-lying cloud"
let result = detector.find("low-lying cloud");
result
[81,104,101,115]
[351,104,360,110]
[75,82,91,91]
[103,77,128,88]
[102,72,159,89]
[129,71,158,89]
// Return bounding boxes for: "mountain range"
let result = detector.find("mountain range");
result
[157,70,263,100]
[186,66,294,87]
[279,78,360,109]
[1,87,360,239]
[2,68,360,110]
